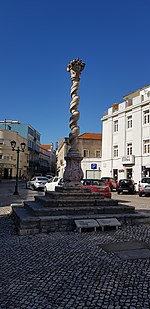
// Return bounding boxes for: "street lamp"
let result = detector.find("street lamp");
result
[10,140,26,195]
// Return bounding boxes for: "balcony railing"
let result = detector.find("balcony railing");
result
[122,155,135,165]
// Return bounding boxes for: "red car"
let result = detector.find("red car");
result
[81,179,111,198]
[101,177,117,191]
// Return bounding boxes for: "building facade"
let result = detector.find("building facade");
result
[0,120,40,178]
[39,144,56,176]
[101,84,150,188]
[0,129,28,179]
[0,120,57,178]
[57,133,102,179]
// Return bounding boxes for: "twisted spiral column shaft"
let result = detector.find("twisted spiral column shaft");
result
[69,80,80,151]
[62,58,85,191]
[67,58,85,154]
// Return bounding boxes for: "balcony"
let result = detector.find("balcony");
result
[122,155,135,165]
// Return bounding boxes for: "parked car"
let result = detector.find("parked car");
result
[44,176,63,191]
[101,177,117,191]
[138,177,150,197]
[116,179,135,194]
[81,179,111,198]
[45,174,54,181]
[26,176,49,191]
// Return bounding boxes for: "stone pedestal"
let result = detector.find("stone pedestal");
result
[62,153,83,191]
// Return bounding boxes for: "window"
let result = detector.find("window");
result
[127,143,132,155]
[4,155,9,160]
[141,95,144,102]
[0,154,3,159]
[83,149,89,157]
[0,139,4,145]
[143,109,150,124]
[113,145,118,157]
[28,127,34,136]
[114,120,118,132]
[95,150,101,157]
[143,139,150,154]
[127,115,132,129]
[28,140,33,149]
[36,133,40,142]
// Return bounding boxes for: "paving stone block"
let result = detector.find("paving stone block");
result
[75,219,99,232]
[115,248,150,260]
[96,218,121,231]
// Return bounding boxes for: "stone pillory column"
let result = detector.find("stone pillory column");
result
[63,58,85,191]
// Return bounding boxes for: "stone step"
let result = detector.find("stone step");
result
[24,200,135,216]
[44,191,108,200]
[11,205,150,235]
[35,194,118,207]
[11,206,40,235]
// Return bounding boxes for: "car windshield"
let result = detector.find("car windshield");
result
[92,180,103,186]
[37,177,48,181]
[120,179,132,184]
[82,179,105,186]
[48,178,54,182]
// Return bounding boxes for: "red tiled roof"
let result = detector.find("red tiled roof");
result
[78,133,102,140]
[40,144,52,150]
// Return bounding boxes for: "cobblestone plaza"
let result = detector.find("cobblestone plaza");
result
[0,182,150,308]
[0,211,150,308]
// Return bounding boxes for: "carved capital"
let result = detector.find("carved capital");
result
[67,58,85,81]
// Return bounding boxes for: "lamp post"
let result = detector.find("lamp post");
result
[10,140,26,195]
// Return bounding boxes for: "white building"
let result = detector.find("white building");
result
[101,84,150,189]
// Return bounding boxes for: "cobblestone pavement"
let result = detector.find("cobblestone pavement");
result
[0,212,150,308]
[0,181,150,308]
[0,180,44,209]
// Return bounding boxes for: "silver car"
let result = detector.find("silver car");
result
[26,176,48,191]
[138,177,150,196]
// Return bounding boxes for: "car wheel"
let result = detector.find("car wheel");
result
[117,191,120,195]
[139,193,142,197]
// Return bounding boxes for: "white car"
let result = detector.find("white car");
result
[45,174,53,181]
[26,176,49,191]
[44,176,63,191]
[138,177,150,196]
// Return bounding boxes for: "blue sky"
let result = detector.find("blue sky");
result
[0,0,150,146]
